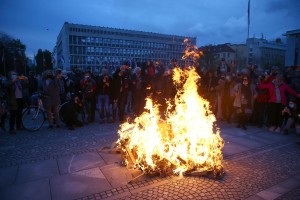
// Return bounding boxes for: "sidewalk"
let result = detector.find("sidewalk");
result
[0,122,300,200]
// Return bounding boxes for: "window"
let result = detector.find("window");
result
[70,46,73,54]
[81,37,86,44]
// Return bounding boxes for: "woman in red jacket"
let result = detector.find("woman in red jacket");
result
[258,74,300,132]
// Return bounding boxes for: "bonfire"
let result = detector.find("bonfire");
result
[117,40,224,178]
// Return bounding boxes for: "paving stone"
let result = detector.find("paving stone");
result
[257,190,282,200]
[222,141,250,156]
[276,186,300,200]
[50,168,112,200]
[227,136,265,148]
[2,122,300,200]
[0,166,18,188]
[57,152,106,174]
[16,159,59,184]
[98,151,122,165]
[0,178,50,200]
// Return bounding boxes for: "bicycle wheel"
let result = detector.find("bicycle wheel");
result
[59,101,69,124]
[22,106,46,132]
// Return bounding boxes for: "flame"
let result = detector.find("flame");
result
[117,41,224,176]
[117,68,224,175]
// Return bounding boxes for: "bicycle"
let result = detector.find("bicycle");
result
[21,93,69,132]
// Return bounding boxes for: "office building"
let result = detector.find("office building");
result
[246,37,286,69]
[284,29,300,67]
[56,22,196,71]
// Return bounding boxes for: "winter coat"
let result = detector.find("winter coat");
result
[258,81,299,105]
[233,83,256,108]
[41,78,61,107]
[80,78,97,99]
[5,80,25,110]
[95,75,111,95]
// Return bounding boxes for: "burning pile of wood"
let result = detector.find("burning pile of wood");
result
[116,68,224,179]
[118,127,224,179]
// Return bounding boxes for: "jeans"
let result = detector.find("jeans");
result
[9,98,24,130]
[97,94,110,120]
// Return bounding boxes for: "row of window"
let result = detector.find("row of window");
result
[69,46,181,56]
[69,36,185,51]
[68,27,189,43]
[68,55,181,65]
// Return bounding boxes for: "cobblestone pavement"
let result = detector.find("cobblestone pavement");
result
[276,187,300,200]
[1,122,300,200]
[76,142,300,200]
[0,123,119,168]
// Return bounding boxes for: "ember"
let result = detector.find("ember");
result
[117,41,224,178]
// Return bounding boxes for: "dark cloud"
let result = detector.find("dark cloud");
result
[265,0,300,15]
[0,0,299,57]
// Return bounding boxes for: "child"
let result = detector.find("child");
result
[282,99,299,135]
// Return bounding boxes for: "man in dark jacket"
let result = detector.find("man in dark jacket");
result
[131,67,146,117]
[41,70,61,129]
[95,69,111,123]
[80,71,97,123]
[5,71,27,134]
[111,65,131,122]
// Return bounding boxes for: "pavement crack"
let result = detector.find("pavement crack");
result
[68,154,75,173]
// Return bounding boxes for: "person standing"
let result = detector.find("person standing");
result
[5,71,27,134]
[233,76,256,130]
[112,65,131,122]
[252,75,269,127]
[215,74,225,120]
[80,72,97,123]
[41,70,61,129]
[55,69,67,103]
[95,69,111,123]
[131,67,146,117]
[202,70,218,113]
[221,73,236,123]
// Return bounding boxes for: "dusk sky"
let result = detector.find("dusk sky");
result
[0,0,299,58]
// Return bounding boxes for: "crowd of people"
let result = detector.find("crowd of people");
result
[0,60,300,136]
[201,64,300,134]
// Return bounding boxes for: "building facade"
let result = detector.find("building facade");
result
[246,37,286,69]
[199,44,236,69]
[56,22,196,71]
[284,29,300,67]
[229,44,248,68]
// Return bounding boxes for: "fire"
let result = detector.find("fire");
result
[117,40,224,177]
[117,68,224,176]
